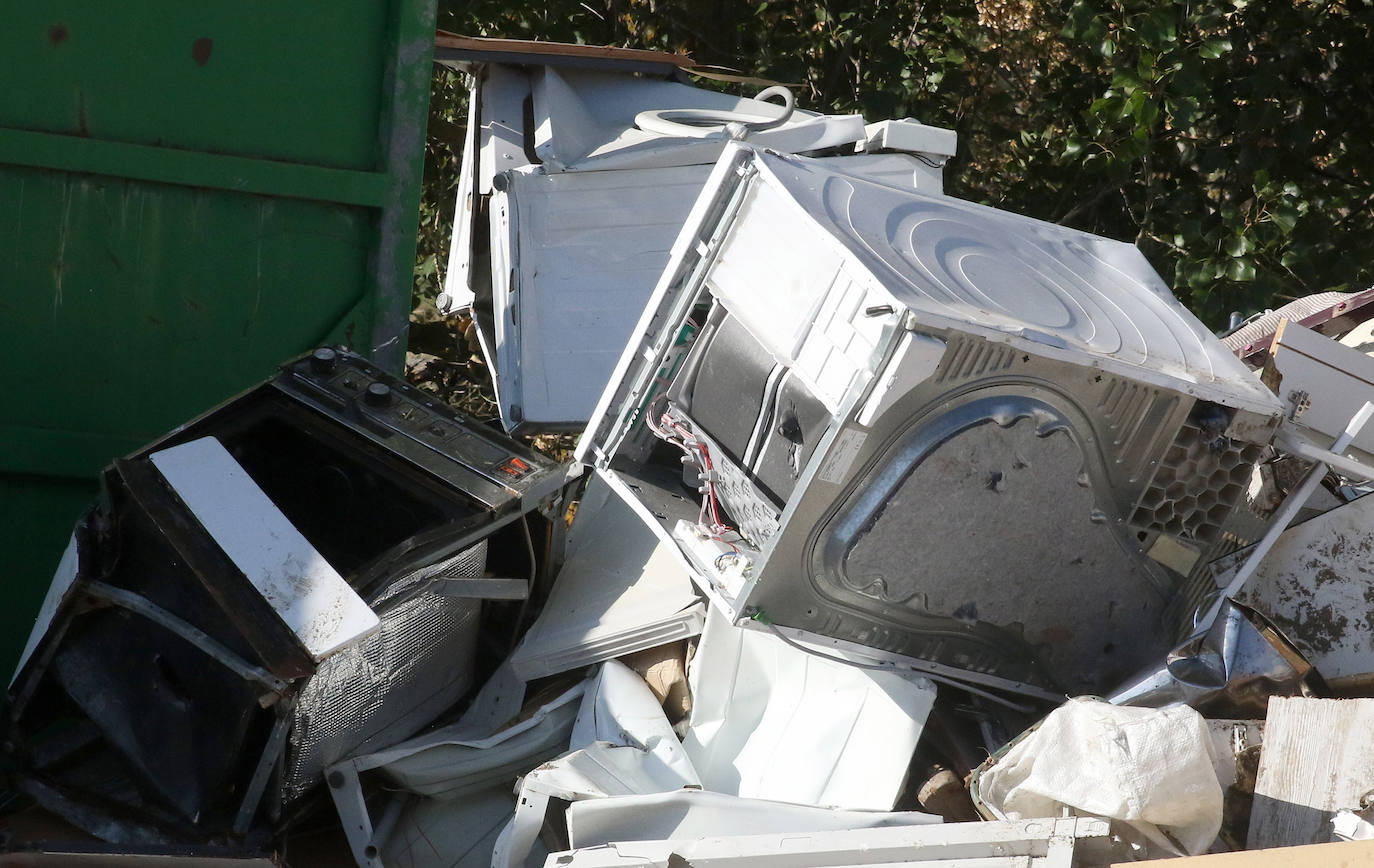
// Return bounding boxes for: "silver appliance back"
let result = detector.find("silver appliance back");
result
[579,145,1284,697]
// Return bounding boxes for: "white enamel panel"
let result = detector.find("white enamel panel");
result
[150,437,379,661]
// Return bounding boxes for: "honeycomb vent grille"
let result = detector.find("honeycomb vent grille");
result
[1130,425,1264,545]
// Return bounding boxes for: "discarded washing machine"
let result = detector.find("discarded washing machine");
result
[5,348,571,845]
[435,38,956,434]
[579,144,1286,698]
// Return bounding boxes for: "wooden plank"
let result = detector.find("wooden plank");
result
[1248,697,1374,850]
[1113,837,1374,866]
[433,32,693,67]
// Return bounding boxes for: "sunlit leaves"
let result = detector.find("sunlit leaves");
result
[412,0,1374,327]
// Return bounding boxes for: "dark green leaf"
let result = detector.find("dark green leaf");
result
[1271,205,1301,234]
[1199,37,1232,59]
[1227,258,1257,281]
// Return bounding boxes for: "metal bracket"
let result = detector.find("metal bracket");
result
[82,580,288,694]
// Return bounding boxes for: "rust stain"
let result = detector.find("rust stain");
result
[1314,566,1343,588]
[191,37,213,66]
[48,23,68,45]
[1270,602,1350,656]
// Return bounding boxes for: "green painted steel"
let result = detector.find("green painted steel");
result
[0,2,438,675]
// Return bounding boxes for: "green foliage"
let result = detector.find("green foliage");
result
[415,0,1374,327]
[414,64,466,305]
[1046,0,1374,323]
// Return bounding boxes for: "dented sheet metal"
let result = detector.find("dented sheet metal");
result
[566,790,939,849]
[1216,492,1374,691]
[509,477,704,681]
[572,661,700,789]
[579,143,1282,698]
[327,684,585,868]
[495,742,691,868]
[1108,600,1318,718]
[683,609,937,811]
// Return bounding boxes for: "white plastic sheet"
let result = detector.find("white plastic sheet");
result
[509,478,703,681]
[1332,809,1374,842]
[571,659,700,789]
[326,684,584,868]
[976,697,1223,857]
[683,609,936,811]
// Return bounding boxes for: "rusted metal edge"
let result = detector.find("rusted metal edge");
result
[434,31,693,68]
[1229,287,1374,362]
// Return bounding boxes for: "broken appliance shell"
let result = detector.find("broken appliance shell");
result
[579,144,1284,696]
[1107,600,1319,718]
[326,683,586,868]
[497,610,939,868]
[438,47,956,434]
[1214,491,1374,693]
[1221,287,1374,366]
[682,608,936,811]
[508,477,704,682]
[566,791,941,850]
[6,348,572,845]
[1263,320,1374,468]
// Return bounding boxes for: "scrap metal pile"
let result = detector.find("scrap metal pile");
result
[9,37,1374,868]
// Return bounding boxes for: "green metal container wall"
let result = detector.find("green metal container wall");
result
[0,2,438,675]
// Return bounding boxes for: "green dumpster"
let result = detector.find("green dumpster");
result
[0,2,438,675]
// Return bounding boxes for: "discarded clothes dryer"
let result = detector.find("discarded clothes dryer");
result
[579,144,1286,697]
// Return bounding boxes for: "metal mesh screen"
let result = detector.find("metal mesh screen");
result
[279,541,486,806]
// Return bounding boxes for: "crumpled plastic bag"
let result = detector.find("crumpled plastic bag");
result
[975,697,1223,857]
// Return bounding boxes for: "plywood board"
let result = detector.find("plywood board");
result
[1118,838,1374,866]
[1249,697,1374,850]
